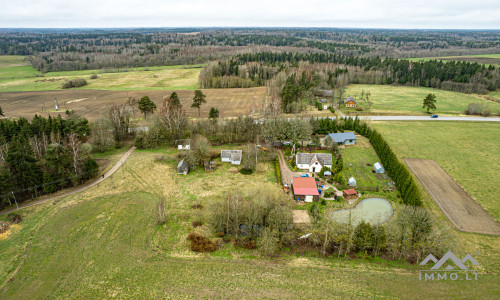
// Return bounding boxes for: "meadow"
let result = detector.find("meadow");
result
[408,54,500,66]
[1,149,498,298]
[0,55,202,92]
[342,84,500,115]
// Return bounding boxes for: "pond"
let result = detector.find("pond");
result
[330,198,393,226]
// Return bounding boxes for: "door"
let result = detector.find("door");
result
[305,195,313,202]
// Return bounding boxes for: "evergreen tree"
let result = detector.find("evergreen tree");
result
[422,93,437,114]
[191,90,207,117]
[6,135,42,197]
[169,92,180,106]
[0,106,4,117]
[354,221,373,254]
[138,96,157,117]
[209,107,219,120]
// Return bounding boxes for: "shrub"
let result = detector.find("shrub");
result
[62,78,87,89]
[233,238,257,249]
[239,168,254,175]
[320,199,327,205]
[192,220,203,227]
[187,232,218,252]
[216,232,225,237]
[191,203,203,209]
[257,228,280,256]
[90,74,98,79]
[7,212,22,224]
[156,198,168,225]
[355,107,364,111]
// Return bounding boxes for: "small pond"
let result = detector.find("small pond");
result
[330,198,393,225]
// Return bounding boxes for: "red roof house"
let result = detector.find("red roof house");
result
[292,177,320,202]
[343,189,358,198]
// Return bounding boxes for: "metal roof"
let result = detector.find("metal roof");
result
[292,177,319,196]
[374,162,384,170]
[326,132,357,143]
[221,150,242,161]
[344,97,357,104]
[296,153,333,166]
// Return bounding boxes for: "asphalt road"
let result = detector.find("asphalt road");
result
[357,116,500,122]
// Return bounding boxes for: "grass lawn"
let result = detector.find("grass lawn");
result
[341,136,396,193]
[342,84,500,116]
[0,55,202,91]
[1,149,499,298]
[373,121,500,222]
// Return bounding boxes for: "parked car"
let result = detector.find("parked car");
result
[431,114,439,118]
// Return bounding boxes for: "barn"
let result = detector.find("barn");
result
[325,132,357,145]
[292,177,320,202]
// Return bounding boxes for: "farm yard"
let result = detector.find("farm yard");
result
[1,148,499,298]
[0,87,267,120]
[341,84,500,116]
[405,158,500,235]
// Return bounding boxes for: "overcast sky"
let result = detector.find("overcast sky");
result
[1,0,499,29]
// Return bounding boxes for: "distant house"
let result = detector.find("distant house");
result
[176,139,191,150]
[319,98,328,103]
[344,97,357,108]
[177,159,189,175]
[374,162,385,173]
[343,189,358,199]
[348,177,357,187]
[323,171,332,179]
[296,153,333,173]
[325,132,357,145]
[221,150,242,165]
[292,177,320,202]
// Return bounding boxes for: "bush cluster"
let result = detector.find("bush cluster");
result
[186,232,218,252]
[62,78,87,89]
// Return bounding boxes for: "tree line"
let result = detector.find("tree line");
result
[0,113,99,209]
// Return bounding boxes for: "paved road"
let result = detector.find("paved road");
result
[357,116,500,122]
[0,147,136,216]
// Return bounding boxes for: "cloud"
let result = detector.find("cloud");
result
[1,0,499,29]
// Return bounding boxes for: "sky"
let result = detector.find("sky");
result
[1,0,499,29]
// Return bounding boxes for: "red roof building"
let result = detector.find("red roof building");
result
[343,189,358,198]
[292,177,319,202]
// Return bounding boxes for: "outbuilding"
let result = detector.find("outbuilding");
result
[325,132,357,145]
[176,139,191,150]
[374,162,385,173]
[177,159,189,175]
[343,189,358,199]
[221,150,242,165]
[292,177,320,202]
[348,177,357,187]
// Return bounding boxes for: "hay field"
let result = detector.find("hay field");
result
[1,149,499,298]
[342,84,500,116]
[405,158,500,235]
[0,87,267,119]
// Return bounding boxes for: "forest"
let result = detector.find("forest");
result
[0,113,99,209]
[1,28,498,72]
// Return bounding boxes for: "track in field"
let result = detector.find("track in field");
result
[405,158,500,235]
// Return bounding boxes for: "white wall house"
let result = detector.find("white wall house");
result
[296,153,333,173]
[221,150,242,165]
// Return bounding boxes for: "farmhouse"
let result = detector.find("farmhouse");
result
[177,159,189,175]
[325,132,357,145]
[296,152,333,173]
[292,177,320,202]
[221,150,242,165]
[374,162,385,173]
[344,97,357,108]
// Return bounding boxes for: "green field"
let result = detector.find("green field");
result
[342,84,500,115]
[1,149,499,298]
[341,136,396,194]
[373,121,500,222]
[0,55,202,91]
[408,53,500,66]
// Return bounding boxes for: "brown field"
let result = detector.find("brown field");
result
[405,158,500,235]
[0,87,267,120]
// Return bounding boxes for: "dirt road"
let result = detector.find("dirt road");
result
[277,150,305,187]
[405,158,500,235]
[0,147,136,216]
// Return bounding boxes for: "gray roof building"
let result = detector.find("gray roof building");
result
[296,153,333,166]
[221,150,242,165]
[325,132,357,144]
[344,97,357,104]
